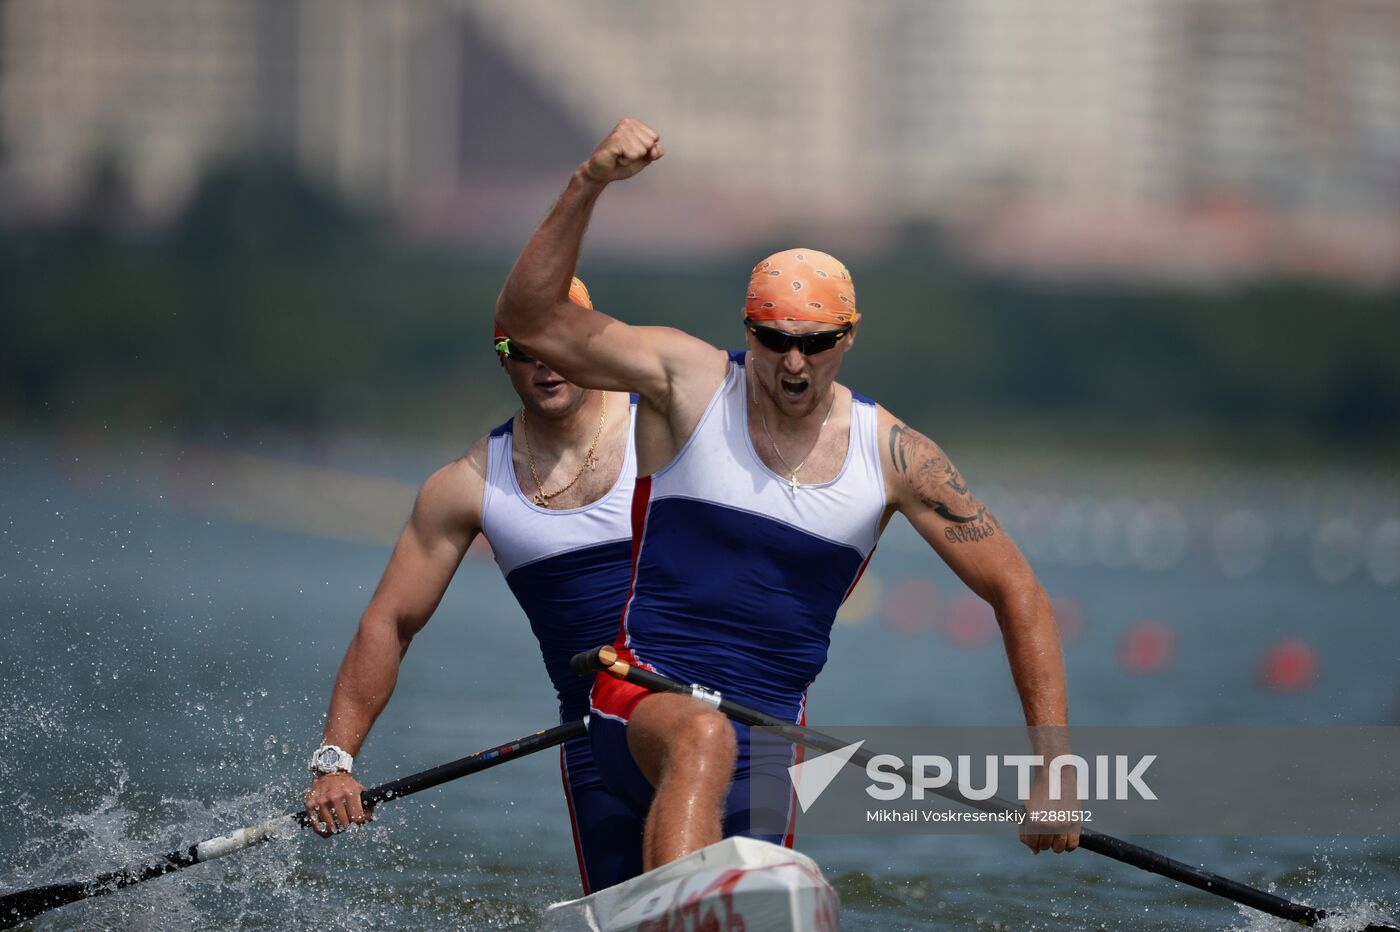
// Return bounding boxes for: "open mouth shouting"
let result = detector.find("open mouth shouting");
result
[778,374,811,401]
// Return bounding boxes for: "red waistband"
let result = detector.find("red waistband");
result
[589,671,651,723]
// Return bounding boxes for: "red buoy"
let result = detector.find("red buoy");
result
[1120,621,1175,674]
[942,596,997,648]
[884,578,939,636]
[1049,596,1085,645]
[1261,639,1317,692]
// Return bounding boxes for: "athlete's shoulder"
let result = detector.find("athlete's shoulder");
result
[874,406,978,517]
[632,326,725,376]
[414,436,489,530]
[644,341,729,414]
[874,404,925,458]
[872,401,909,433]
[463,433,492,474]
[874,405,919,477]
[669,338,730,383]
[826,377,878,408]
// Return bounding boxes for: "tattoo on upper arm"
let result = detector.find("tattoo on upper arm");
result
[933,501,979,523]
[888,424,971,506]
[888,424,1000,544]
[888,424,911,474]
[941,504,1000,543]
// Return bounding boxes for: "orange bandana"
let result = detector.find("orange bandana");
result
[494,276,592,343]
[743,249,858,325]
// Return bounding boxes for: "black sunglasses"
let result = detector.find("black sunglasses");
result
[744,320,852,356]
[494,338,536,365]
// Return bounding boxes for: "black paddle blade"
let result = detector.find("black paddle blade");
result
[0,879,100,929]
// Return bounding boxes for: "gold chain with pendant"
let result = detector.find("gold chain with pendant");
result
[520,392,608,507]
[751,365,836,493]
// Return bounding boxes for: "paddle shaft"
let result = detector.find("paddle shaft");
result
[573,646,1396,932]
[0,719,588,930]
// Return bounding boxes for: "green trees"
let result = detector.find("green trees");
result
[3,161,1395,452]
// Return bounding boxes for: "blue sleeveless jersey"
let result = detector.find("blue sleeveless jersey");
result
[614,352,885,723]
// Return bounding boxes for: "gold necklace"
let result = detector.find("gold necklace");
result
[519,392,608,507]
[751,367,836,493]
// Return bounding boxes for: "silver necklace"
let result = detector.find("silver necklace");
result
[751,366,837,492]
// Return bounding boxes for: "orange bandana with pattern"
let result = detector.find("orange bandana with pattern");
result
[743,249,858,325]
[494,276,592,343]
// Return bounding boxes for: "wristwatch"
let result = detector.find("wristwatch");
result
[308,744,354,776]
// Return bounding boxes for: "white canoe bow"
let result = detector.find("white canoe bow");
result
[547,838,841,932]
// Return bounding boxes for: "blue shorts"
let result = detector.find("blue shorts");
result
[588,675,800,846]
[560,734,644,893]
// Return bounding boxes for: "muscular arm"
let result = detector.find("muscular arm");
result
[880,410,1067,730]
[494,118,723,416]
[319,444,486,755]
[881,409,1078,853]
[305,443,487,836]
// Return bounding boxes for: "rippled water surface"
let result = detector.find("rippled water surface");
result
[3,437,1397,930]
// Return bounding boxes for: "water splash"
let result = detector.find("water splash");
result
[1221,847,1400,932]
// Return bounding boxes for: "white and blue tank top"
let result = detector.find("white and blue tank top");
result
[481,398,639,721]
[617,352,886,722]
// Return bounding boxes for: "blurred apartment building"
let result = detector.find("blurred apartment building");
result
[0,0,481,220]
[1,0,1396,280]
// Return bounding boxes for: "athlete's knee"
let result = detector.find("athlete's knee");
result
[673,709,736,768]
[626,696,736,785]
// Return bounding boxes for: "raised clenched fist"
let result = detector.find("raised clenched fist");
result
[582,118,664,184]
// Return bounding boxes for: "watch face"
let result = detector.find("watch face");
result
[315,748,339,770]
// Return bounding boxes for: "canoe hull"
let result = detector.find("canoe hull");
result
[548,837,840,932]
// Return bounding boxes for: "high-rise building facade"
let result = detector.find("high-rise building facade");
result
[1,0,1395,276]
